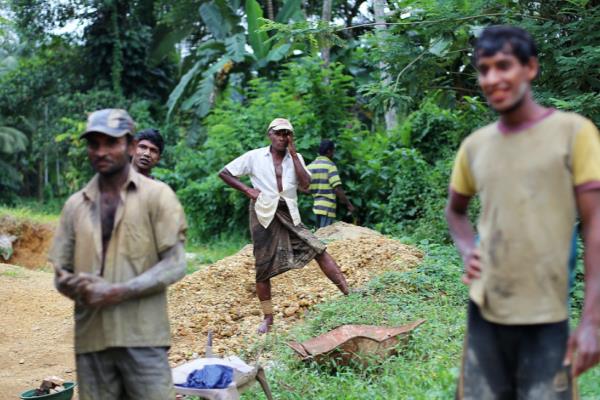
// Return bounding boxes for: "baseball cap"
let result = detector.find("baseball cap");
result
[81,109,136,139]
[267,118,294,133]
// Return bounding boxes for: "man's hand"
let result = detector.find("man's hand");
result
[80,281,128,308]
[54,266,127,307]
[564,319,600,377]
[245,187,261,201]
[287,133,297,157]
[287,133,310,190]
[347,203,356,214]
[54,266,94,300]
[74,273,126,307]
[73,272,104,296]
[462,248,481,285]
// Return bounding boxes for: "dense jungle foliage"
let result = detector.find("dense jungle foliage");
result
[2,0,600,243]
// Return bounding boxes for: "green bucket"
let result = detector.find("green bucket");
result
[19,382,76,400]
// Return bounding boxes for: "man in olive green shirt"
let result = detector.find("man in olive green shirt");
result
[49,109,187,400]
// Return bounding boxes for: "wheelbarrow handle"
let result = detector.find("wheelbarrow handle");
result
[255,366,274,400]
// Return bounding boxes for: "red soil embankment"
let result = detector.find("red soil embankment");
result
[0,215,55,269]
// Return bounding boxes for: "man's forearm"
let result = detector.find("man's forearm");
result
[569,190,600,377]
[446,190,476,259]
[582,250,600,326]
[54,272,75,299]
[446,208,476,259]
[334,187,352,208]
[581,213,600,326]
[291,155,310,190]
[120,241,186,301]
[53,264,88,300]
[219,169,252,196]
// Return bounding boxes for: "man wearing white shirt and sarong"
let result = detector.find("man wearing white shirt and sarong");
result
[219,118,350,333]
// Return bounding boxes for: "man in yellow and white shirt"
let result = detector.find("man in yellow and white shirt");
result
[447,26,600,399]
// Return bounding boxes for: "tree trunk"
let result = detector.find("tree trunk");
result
[110,1,123,96]
[321,0,332,66]
[56,157,61,190]
[374,0,397,131]
[37,158,44,201]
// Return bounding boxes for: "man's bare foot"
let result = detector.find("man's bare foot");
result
[257,315,274,334]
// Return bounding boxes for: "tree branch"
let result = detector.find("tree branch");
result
[393,50,428,91]
[335,13,550,32]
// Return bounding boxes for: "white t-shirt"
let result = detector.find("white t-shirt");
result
[224,146,311,228]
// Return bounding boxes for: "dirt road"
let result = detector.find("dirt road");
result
[0,264,75,399]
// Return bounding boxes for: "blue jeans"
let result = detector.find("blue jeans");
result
[316,214,334,228]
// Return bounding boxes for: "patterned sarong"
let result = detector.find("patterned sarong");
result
[250,200,326,282]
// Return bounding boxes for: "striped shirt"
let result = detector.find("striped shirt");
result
[308,156,341,218]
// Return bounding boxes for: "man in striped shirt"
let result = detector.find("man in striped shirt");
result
[308,140,355,228]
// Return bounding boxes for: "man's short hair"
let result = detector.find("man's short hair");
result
[319,139,335,156]
[473,25,538,66]
[135,129,164,154]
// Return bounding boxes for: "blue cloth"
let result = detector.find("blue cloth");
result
[177,365,234,389]
[568,223,578,292]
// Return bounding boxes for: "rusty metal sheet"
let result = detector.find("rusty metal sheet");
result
[287,319,426,366]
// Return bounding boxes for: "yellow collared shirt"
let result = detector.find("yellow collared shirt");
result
[49,167,187,354]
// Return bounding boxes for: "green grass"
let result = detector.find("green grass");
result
[0,203,60,224]
[236,243,466,399]
[0,269,25,278]
[236,241,600,400]
[11,197,66,214]
[185,234,248,274]
[580,366,600,398]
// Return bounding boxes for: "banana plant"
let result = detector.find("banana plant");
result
[0,123,28,191]
[166,0,303,121]
[0,125,27,154]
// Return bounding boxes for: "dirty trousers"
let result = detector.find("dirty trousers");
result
[250,200,326,282]
[457,301,576,400]
[76,347,175,400]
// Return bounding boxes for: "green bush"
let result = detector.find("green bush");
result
[398,99,461,163]
[171,57,359,240]
[173,71,495,241]
[53,92,158,194]
[382,149,430,226]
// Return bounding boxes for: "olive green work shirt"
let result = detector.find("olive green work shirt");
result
[49,168,187,354]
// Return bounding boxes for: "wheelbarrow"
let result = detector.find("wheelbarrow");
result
[287,319,426,367]
[172,333,273,400]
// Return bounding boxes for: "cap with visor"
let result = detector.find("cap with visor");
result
[267,118,294,134]
[81,109,136,139]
